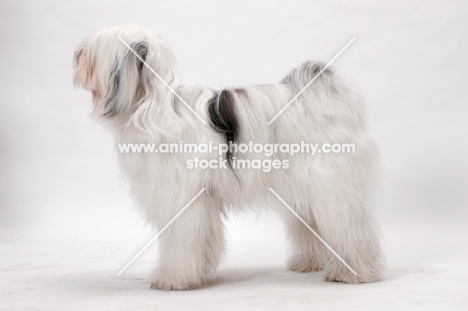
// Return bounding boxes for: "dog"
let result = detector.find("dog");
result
[73,24,383,290]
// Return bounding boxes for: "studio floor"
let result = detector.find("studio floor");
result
[1,223,466,311]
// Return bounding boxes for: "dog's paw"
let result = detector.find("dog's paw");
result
[287,255,324,273]
[150,279,203,291]
[150,270,216,291]
[322,267,380,284]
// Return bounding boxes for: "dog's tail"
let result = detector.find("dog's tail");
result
[281,61,334,91]
[281,60,365,130]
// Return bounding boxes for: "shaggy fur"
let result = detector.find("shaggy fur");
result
[74,24,383,290]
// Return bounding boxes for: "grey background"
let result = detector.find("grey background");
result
[0,0,467,243]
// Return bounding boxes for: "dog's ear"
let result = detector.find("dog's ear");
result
[102,41,148,117]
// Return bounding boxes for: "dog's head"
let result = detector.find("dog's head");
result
[73,25,178,119]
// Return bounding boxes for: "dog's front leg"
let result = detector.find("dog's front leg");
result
[150,196,224,290]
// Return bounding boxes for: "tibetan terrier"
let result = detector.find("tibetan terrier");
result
[74,25,383,290]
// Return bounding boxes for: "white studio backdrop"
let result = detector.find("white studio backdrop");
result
[0,0,467,246]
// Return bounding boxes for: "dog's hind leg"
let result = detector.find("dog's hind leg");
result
[316,198,383,284]
[284,214,329,273]
[311,159,383,283]
[150,196,224,290]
